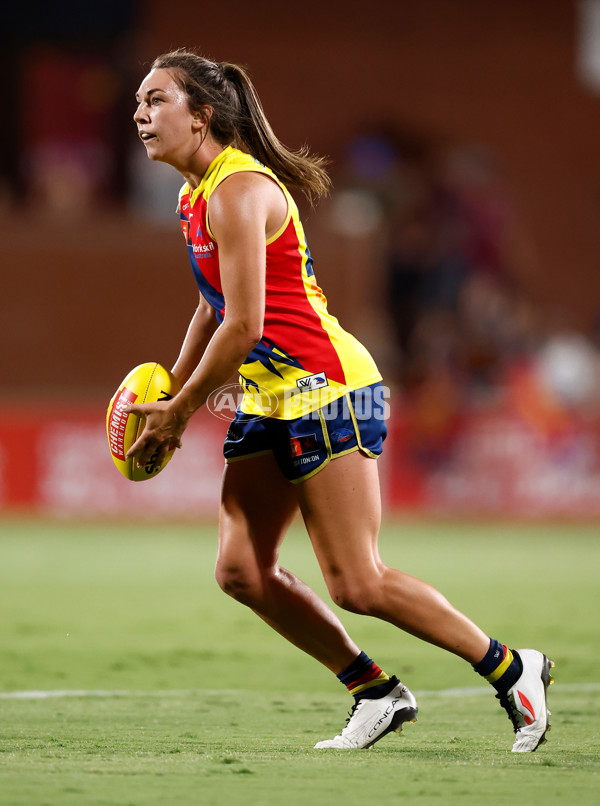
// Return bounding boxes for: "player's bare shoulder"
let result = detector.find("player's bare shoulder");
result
[209,170,288,239]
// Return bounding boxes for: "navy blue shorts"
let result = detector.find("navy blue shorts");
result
[223,383,388,483]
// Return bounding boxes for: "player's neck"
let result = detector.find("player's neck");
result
[182,139,226,190]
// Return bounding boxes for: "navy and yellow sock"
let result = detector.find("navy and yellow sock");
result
[337,651,396,701]
[473,638,522,695]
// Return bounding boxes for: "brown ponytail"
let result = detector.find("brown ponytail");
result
[151,48,331,203]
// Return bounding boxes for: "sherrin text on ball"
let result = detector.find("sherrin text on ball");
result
[106,362,181,481]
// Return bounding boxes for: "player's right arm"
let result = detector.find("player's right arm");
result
[125,171,276,467]
[170,292,219,386]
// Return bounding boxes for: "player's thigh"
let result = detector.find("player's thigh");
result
[219,451,299,568]
[295,450,384,579]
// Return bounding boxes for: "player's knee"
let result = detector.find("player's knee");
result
[215,561,261,606]
[327,577,379,616]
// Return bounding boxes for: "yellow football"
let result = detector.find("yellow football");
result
[106,362,181,481]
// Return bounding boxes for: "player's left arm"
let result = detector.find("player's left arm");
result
[171,291,219,386]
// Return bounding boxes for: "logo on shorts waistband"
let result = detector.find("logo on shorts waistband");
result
[296,372,328,392]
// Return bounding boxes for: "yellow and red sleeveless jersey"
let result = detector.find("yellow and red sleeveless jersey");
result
[178,146,381,418]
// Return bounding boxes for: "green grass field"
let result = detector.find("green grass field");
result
[0,518,598,805]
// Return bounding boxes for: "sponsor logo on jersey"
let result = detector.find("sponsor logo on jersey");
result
[193,241,215,255]
[296,372,328,392]
[190,220,215,257]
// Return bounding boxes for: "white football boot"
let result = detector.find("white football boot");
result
[314,677,418,750]
[497,649,555,752]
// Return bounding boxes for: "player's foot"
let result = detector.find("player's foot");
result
[314,676,418,749]
[497,649,554,752]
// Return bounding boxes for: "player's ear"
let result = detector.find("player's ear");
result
[192,105,213,132]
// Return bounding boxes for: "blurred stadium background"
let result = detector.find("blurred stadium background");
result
[3,0,600,520]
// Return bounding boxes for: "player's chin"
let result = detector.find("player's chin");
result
[143,141,164,160]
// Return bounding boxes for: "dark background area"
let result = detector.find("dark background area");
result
[2,0,600,399]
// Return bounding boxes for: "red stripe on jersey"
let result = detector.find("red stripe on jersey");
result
[264,218,346,385]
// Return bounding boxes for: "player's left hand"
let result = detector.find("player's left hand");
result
[124,400,185,468]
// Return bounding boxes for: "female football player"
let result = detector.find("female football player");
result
[127,49,552,752]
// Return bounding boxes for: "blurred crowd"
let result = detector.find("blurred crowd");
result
[4,13,600,451]
[4,3,600,516]
[324,128,600,468]
[1,1,142,216]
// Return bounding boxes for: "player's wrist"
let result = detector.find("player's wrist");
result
[169,389,200,425]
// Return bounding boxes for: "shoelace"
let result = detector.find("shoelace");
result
[342,699,365,731]
[340,680,403,734]
[496,691,520,734]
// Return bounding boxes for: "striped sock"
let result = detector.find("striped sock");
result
[473,638,522,695]
[337,651,394,700]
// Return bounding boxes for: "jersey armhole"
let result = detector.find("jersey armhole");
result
[205,169,291,243]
